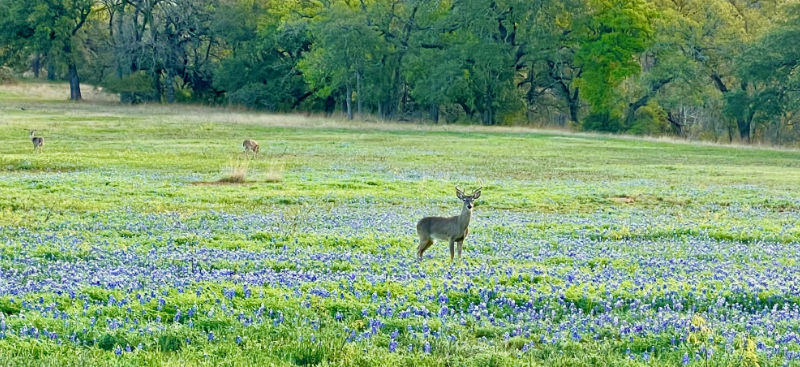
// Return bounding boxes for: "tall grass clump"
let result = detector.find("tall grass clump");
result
[263,157,284,183]
[218,157,250,183]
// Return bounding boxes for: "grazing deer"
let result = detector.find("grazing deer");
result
[416,187,481,262]
[30,130,44,153]
[242,139,259,154]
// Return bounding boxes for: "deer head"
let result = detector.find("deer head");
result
[456,186,481,210]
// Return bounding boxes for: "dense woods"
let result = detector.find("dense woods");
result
[2,0,799,144]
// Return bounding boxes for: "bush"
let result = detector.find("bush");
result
[102,71,155,103]
[628,103,671,135]
[582,112,623,132]
[226,83,277,109]
[0,66,16,84]
[440,104,467,124]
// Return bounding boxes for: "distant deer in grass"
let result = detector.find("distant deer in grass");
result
[29,130,44,153]
[416,186,481,262]
[242,139,259,155]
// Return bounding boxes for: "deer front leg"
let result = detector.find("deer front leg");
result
[449,240,455,262]
[457,240,463,262]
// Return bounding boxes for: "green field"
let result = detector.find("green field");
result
[1,83,800,366]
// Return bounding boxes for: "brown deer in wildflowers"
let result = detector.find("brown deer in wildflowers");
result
[416,187,481,262]
[242,139,259,154]
[30,130,44,153]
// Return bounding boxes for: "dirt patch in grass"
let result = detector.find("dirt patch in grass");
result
[611,196,635,204]
[191,180,249,186]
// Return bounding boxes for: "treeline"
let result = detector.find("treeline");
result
[1,0,799,144]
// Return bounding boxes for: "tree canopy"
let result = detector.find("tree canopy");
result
[2,0,799,144]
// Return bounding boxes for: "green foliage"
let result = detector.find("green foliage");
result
[1,0,800,142]
[582,112,622,132]
[101,71,155,95]
[732,4,800,139]
[627,102,671,135]
[214,2,313,111]
[0,66,14,84]
[97,333,129,351]
[575,0,655,130]
[158,333,184,353]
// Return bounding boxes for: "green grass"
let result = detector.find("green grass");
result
[1,83,799,366]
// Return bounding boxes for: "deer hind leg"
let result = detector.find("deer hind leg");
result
[417,237,433,259]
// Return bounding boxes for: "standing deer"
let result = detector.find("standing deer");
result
[242,139,259,154]
[416,186,481,262]
[29,130,44,153]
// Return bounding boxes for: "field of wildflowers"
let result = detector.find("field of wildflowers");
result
[1,84,800,366]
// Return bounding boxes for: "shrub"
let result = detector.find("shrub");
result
[0,66,16,84]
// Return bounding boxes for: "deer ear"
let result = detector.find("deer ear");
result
[472,190,481,199]
[455,187,464,199]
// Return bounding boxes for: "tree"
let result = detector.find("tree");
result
[516,0,587,125]
[673,0,788,142]
[299,2,385,120]
[1,0,95,99]
[734,4,800,143]
[618,1,706,134]
[423,0,527,125]
[574,0,655,132]
[215,0,315,111]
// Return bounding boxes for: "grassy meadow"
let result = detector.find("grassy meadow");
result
[1,83,800,366]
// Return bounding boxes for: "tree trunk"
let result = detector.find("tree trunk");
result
[152,70,162,102]
[557,78,580,123]
[737,109,755,143]
[666,111,683,136]
[727,123,734,143]
[68,63,82,101]
[430,104,439,123]
[568,98,579,124]
[117,4,133,103]
[33,53,41,78]
[47,61,56,81]
[345,84,353,120]
[483,102,495,125]
[711,74,752,143]
[737,118,750,143]
[356,71,362,117]
[166,71,175,104]
[324,96,336,117]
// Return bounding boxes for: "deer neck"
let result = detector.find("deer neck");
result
[458,206,472,230]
